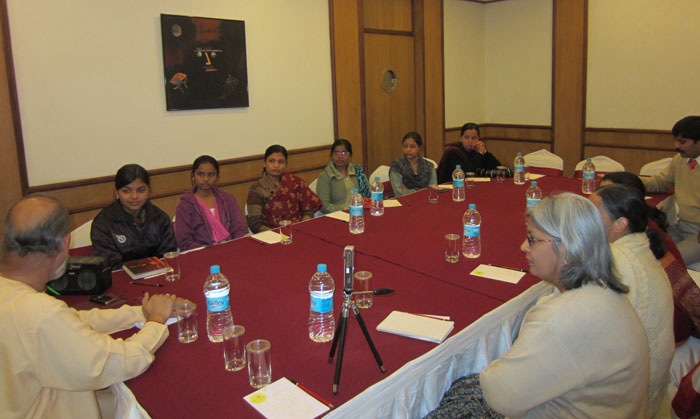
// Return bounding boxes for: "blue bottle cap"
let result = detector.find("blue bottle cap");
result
[469,203,476,209]
[353,189,359,193]
[317,264,327,272]
[531,181,538,186]
[375,177,380,181]
[456,165,461,169]
[210,265,220,274]
[517,152,522,156]
[587,157,592,162]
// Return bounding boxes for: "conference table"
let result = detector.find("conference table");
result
[65,175,653,418]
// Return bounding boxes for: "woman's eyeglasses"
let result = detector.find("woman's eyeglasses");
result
[526,233,558,246]
[333,151,349,157]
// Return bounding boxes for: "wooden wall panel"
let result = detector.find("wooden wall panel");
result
[330,0,364,164]
[585,128,674,150]
[363,0,413,32]
[0,1,24,242]
[552,0,587,176]
[421,0,444,163]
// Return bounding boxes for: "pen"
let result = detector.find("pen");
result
[46,285,60,295]
[129,282,163,287]
[406,312,450,321]
[486,263,526,273]
[290,379,334,408]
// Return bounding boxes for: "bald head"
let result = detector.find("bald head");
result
[3,195,70,257]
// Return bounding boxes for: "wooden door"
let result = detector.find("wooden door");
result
[363,33,416,175]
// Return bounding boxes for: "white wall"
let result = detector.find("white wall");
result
[444,0,484,128]
[587,0,700,129]
[7,0,334,185]
[443,0,552,128]
[484,0,551,125]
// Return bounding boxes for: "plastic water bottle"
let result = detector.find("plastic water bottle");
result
[349,188,364,234]
[462,203,481,258]
[203,265,234,342]
[308,264,335,342]
[514,152,526,185]
[582,158,596,195]
[370,177,384,216]
[526,181,542,208]
[452,165,465,202]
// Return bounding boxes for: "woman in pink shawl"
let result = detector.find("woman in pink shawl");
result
[175,155,248,250]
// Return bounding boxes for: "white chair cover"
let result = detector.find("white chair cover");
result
[70,219,93,249]
[370,165,391,183]
[424,158,438,170]
[640,158,673,176]
[523,149,564,171]
[308,178,318,193]
[575,155,625,173]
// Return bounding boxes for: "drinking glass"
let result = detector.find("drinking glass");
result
[279,220,292,245]
[465,172,475,189]
[496,166,506,183]
[247,339,272,389]
[164,251,180,282]
[445,233,460,263]
[354,271,373,309]
[175,300,198,343]
[223,325,246,371]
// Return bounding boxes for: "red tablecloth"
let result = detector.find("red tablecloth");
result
[62,175,671,417]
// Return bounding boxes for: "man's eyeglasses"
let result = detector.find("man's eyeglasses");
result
[526,233,558,246]
[333,151,349,157]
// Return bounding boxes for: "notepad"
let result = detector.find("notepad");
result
[376,310,454,343]
[243,378,330,419]
[325,211,350,222]
[470,264,526,284]
[250,230,283,244]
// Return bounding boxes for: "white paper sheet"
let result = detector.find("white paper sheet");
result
[251,230,282,244]
[384,200,402,208]
[243,378,330,419]
[325,211,350,222]
[688,269,700,288]
[438,184,453,190]
[470,264,526,284]
[468,177,491,182]
[527,174,546,180]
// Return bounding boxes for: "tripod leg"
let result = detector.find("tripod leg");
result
[352,305,386,373]
[328,310,346,363]
[332,312,349,394]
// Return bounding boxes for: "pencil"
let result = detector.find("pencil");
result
[129,282,163,288]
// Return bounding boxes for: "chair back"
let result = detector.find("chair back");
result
[523,149,564,176]
[574,156,625,178]
[70,219,93,249]
[308,178,318,194]
[370,165,394,198]
[640,157,672,177]
[424,158,438,170]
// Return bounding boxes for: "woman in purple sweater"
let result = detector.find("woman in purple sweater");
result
[175,155,248,250]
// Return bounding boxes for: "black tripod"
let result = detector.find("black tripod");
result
[328,287,389,394]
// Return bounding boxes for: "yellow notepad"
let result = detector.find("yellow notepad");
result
[376,311,454,343]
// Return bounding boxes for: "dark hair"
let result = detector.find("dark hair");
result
[595,184,666,259]
[600,171,668,231]
[331,139,353,156]
[672,116,700,143]
[264,144,288,161]
[191,155,220,176]
[402,131,423,148]
[115,164,150,190]
[2,194,70,256]
[460,122,480,138]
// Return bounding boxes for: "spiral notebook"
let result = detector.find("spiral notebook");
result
[376,311,454,343]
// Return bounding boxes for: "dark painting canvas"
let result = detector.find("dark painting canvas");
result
[161,14,249,111]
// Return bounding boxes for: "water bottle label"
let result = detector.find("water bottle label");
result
[463,225,480,237]
[205,294,230,312]
[515,164,524,173]
[349,205,363,216]
[526,198,540,208]
[583,171,595,180]
[371,191,383,201]
[310,293,333,313]
[453,179,464,188]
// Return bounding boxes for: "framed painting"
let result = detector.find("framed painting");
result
[160,14,249,111]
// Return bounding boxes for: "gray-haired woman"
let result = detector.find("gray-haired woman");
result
[427,193,650,418]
